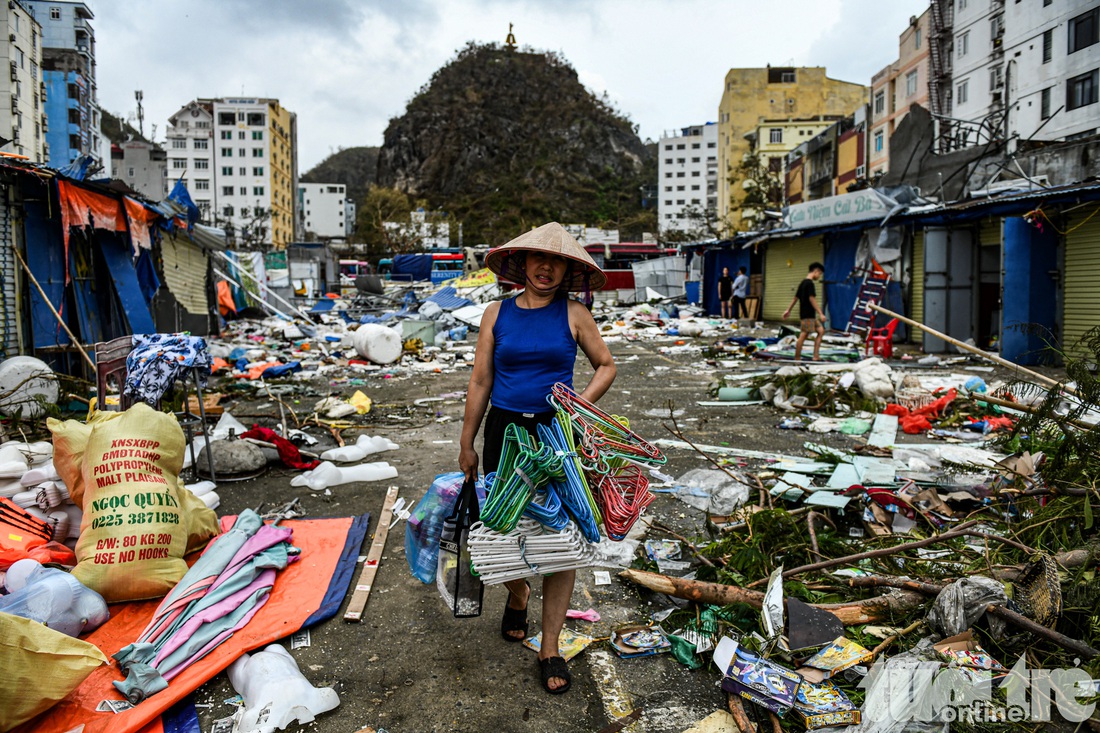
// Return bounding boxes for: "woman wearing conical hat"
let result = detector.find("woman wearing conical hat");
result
[459,222,615,695]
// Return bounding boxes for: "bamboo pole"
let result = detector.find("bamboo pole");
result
[211,250,310,319]
[965,393,1096,432]
[868,304,1074,395]
[212,266,295,321]
[11,244,95,371]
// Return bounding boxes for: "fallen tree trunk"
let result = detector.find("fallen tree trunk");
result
[619,569,926,625]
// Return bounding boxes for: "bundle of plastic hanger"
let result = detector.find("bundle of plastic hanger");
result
[468,518,597,585]
[549,383,666,471]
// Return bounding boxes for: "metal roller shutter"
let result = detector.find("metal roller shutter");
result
[0,186,20,358]
[911,230,924,329]
[763,235,824,321]
[1063,206,1100,354]
[978,219,1001,247]
[160,233,210,316]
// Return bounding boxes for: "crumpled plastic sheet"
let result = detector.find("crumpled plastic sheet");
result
[672,469,750,515]
[926,576,1007,638]
[854,637,948,733]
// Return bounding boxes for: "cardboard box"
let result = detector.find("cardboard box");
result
[792,679,861,730]
[721,643,803,717]
[802,637,874,680]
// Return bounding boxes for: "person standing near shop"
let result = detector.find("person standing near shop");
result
[717,266,734,320]
[782,262,826,361]
[459,222,615,695]
[732,266,749,319]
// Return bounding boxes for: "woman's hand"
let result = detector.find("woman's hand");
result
[459,445,479,480]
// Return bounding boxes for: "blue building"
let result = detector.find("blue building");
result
[23,1,104,171]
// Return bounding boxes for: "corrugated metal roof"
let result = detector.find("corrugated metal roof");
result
[424,286,473,312]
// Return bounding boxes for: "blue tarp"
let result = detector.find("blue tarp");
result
[392,253,433,282]
[823,231,908,339]
[23,199,72,348]
[1001,216,1058,364]
[702,248,751,316]
[135,248,161,305]
[100,232,157,335]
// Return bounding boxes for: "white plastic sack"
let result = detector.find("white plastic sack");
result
[351,324,402,365]
[0,356,59,419]
[228,644,340,733]
[853,357,895,399]
[289,461,398,491]
[0,559,109,637]
[319,435,399,462]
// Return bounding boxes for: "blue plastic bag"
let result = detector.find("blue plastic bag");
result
[405,472,486,584]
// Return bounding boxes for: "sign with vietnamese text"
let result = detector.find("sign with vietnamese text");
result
[783,189,896,229]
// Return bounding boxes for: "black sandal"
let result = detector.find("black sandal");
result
[500,581,530,643]
[538,655,572,694]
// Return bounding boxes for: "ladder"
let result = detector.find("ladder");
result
[847,266,892,336]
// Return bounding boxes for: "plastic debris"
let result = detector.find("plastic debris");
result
[227,644,340,733]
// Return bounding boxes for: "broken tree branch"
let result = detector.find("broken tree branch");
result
[726,693,756,733]
[806,511,836,558]
[663,411,760,494]
[985,604,1100,659]
[618,569,927,625]
[745,520,981,588]
[870,620,925,658]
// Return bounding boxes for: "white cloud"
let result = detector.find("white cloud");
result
[93,0,927,172]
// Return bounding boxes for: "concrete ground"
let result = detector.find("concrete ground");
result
[189,331,1001,733]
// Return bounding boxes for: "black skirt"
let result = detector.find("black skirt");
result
[482,405,556,474]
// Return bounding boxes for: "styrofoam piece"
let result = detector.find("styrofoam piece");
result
[0,444,29,478]
[21,462,61,487]
[184,480,218,498]
[4,441,54,466]
[0,478,23,498]
[351,324,402,365]
[228,644,340,733]
[0,356,59,419]
[61,504,82,538]
[289,461,398,491]
[200,491,220,510]
[319,435,400,462]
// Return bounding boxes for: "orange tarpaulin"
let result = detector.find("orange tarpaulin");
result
[57,180,128,284]
[216,280,236,317]
[123,198,160,254]
[21,515,361,733]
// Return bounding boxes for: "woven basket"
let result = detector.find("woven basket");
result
[895,387,934,412]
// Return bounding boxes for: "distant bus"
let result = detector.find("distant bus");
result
[584,243,679,291]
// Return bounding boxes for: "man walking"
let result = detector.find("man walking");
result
[717,267,734,320]
[732,267,749,319]
[782,262,826,361]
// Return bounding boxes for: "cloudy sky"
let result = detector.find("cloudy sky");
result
[95,0,928,173]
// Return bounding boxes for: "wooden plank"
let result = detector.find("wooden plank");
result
[343,485,400,622]
[867,413,899,449]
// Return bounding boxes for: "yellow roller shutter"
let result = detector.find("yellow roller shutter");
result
[911,230,924,329]
[1063,205,1100,354]
[978,219,1001,247]
[160,233,210,315]
[763,235,824,321]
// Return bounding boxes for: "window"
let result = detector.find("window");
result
[220,130,232,140]
[1069,8,1098,54]
[691,184,700,190]
[692,142,700,149]
[195,159,209,169]
[691,171,700,177]
[194,179,210,190]
[769,128,783,143]
[676,144,685,149]
[221,166,233,176]
[906,70,919,97]
[664,186,672,192]
[127,167,134,177]
[221,186,233,196]
[676,157,685,163]
[874,130,884,152]
[915,28,922,49]
[223,205,234,217]
[989,66,1003,91]
[1044,0,1052,5]
[252,166,263,176]
[247,113,264,126]
[239,187,247,195]
[664,158,672,164]
[691,198,701,204]
[1067,69,1098,110]
[958,0,967,9]
[874,90,886,115]
[67,83,78,99]
[171,139,186,149]
[238,148,246,157]
[238,131,245,140]
[692,157,700,163]
[707,142,716,148]
[49,7,61,20]
[218,112,235,126]
[957,79,969,105]
[221,148,233,157]
[1041,87,1052,119]
[252,131,263,140]
[253,186,264,196]
[239,167,246,175]
[664,172,672,178]
[252,148,264,158]
[677,185,685,191]
[1043,29,1053,63]
[676,199,685,205]
[676,172,685,177]
[958,31,970,57]
[194,139,208,150]
[664,144,672,150]
[768,158,782,173]
[664,200,673,206]
[172,158,186,169]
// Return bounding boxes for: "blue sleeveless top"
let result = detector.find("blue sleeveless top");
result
[491,296,577,413]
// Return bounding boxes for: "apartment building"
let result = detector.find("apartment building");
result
[869,10,931,175]
[0,1,45,162]
[656,123,717,234]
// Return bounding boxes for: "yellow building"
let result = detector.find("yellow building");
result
[717,67,868,233]
[266,101,297,249]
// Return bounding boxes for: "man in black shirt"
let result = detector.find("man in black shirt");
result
[782,262,826,361]
[717,267,734,320]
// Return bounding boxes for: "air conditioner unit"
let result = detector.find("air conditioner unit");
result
[9,34,15,43]
[12,129,20,144]
[9,61,17,82]
[856,164,867,178]
[10,97,17,114]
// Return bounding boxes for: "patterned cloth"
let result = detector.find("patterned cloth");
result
[124,333,212,405]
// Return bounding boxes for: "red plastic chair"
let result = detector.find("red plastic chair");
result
[865,318,900,359]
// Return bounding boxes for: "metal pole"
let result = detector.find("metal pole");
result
[212,266,295,321]
[211,250,310,319]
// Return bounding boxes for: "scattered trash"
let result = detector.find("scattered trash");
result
[227,644,340,733]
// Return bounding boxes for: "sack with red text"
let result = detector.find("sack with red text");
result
[71,402,214,603]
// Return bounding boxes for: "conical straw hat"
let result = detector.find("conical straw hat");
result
[485,222,607,291]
